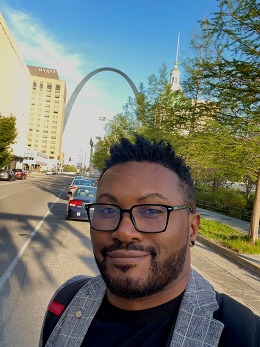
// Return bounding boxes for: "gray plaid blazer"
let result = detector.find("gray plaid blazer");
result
[40,269,224,347]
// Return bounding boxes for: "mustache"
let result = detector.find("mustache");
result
[101,243,157,257]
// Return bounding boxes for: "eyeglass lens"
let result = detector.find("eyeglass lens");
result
[88,204,169,232]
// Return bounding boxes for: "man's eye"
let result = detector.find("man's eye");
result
[139,207,164,217]
[103,208,115,214]
[99,207,118,216]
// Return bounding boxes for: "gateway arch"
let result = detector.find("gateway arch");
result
[63,67,139,131]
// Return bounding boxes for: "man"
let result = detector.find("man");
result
[40,135,259,347]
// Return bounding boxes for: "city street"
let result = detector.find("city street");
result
[0,174,259,347]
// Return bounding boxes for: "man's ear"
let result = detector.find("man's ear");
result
[189,212,200,246]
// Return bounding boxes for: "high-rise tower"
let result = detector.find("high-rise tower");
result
[26,66,66,165]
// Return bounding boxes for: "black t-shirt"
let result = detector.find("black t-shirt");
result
[81,293,184,347]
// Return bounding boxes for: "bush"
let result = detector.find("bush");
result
[196,184,247,209]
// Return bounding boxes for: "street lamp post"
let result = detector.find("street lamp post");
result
[89,137,94,174]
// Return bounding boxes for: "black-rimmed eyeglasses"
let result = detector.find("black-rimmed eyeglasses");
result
[85,203,192,233]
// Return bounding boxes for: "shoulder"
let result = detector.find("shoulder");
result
[48,275,91,303]
[215,292,260,347]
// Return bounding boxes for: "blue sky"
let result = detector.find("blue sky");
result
[0,0,218,163]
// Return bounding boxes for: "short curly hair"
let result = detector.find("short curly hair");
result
[100,135,196,211]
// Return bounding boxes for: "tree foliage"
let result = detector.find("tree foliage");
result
[63,165,77,172]
[0,114,18,168]
[195,0,260,243]
[92,0,259,243]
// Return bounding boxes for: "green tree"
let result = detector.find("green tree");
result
[0,114,18,168]
[63,165,77,172]
[92,113,137,172]
[196,0,260,243]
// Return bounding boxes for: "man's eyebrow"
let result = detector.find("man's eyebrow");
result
[96,193,118,203]
[138,193,169,202]
[97,193,170,203]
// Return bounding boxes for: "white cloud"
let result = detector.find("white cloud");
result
[2,6,99,98]
[1,5,135,161]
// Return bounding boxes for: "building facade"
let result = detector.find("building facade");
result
[0,12,30,161]
[26,66,66,170]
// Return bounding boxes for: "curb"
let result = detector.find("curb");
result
[197,235,260,276]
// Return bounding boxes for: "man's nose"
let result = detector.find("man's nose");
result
[112,212,142,243]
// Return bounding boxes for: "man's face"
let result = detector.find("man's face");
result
[90,162,199,302]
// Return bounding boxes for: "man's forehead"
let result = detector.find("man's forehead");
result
[98,162,181,198]
[101,161,177,178]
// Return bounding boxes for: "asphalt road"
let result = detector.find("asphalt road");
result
[0,174,259,347]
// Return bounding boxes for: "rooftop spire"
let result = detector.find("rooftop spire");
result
[170,33,182,91]
[175,32,180,67]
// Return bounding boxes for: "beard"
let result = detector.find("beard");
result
[94,241,187,300]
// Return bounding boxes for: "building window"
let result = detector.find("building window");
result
[40,82,43,91]
[55,84,60,93]
[47,83,52,92]
[33,82,36,90]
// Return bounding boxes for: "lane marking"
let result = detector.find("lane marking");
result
[0,195,10,200]
[0,187,66,292]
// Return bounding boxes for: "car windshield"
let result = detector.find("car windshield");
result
[74,187,97,198]
[73,179,94,186]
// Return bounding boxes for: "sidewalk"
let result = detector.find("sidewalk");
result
[197,208,260,276]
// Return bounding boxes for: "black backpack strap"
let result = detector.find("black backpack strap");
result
[42,277,90,346]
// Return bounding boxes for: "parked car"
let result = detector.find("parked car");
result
[65,185,97,221]
[0,169,16,181]
[67,178,96,198]
[12,168,27,180]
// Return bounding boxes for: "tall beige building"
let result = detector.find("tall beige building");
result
[0,11,30,160]
[26,66,66,166]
